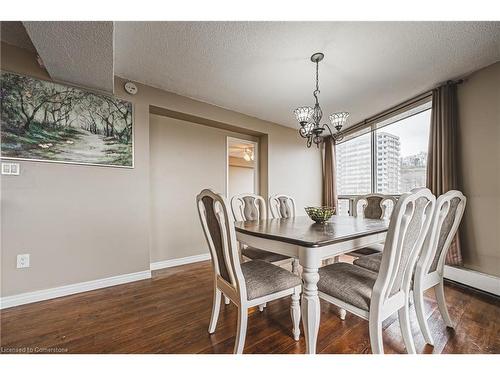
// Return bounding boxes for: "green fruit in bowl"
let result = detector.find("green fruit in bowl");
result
[305,206,336,224]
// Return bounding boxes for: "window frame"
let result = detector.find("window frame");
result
[336,98,432,215]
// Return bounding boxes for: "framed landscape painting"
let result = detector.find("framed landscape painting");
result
[0,72,134,167]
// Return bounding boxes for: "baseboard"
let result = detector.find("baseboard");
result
[150,253,210,270]
[444,265,500,296]
[0,270,152,310]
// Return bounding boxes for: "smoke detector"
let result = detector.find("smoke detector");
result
[124,81,138,95]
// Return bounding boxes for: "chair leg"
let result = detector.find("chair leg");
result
[258,302,266,312]
[368,318,384,354]
[208,288,221,334]
[414,287,434,346]
[290,288,301,341]
[435,280,453,327]
[398,303,416,354]
[339,308,346,320]
[234,307,248,354]
[224,295,230,305]
[292,258,300,275]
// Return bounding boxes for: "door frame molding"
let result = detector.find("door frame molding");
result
[226,136,259,198]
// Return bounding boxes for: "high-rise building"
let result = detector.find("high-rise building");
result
[336,134,371,195]
[375,132,401,194]
[336,132,401,196]
[400,151,428,192]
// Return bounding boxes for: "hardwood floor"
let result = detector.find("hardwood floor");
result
[1,260,499,354]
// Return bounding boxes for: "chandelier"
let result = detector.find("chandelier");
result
[294,53,349,147]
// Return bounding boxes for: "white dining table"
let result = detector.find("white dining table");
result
[235,215,389,354]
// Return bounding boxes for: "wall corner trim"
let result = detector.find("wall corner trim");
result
[0,270,152,310]
[444,265,500,296]
[150,253,210,271]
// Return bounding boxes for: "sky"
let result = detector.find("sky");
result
[380,109,431,157]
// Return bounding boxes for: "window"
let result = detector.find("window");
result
[336,100,431,203]
[375,110,431,194]
[336,132,371,196]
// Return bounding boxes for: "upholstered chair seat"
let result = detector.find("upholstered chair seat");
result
[242,260,302,300]
[353,252,383,273]
[197,189,302,354]
[317,188,436,354]
[242,247,291,263]
[318,263,378,311]
[355,190,467,348]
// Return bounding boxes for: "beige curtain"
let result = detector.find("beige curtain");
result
[426,82,462,266]
[323,136,338,210]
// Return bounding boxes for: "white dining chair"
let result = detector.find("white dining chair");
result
[231,193,295,268]
[269,194,297,219]
[349,193,397,256]
[197,189,302,354]
[353,190,467,347]
[414,190,467,345]
[318,188,435,354]
[269,194,301,274]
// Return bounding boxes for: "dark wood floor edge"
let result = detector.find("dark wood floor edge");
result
[444,278,500,301]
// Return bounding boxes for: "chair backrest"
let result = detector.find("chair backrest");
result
[371,188,435,307]
[197,189,247,299]
[416,190,466,277]
[353,193,397,219]
[231,193,267,222]
[269,194,296,219]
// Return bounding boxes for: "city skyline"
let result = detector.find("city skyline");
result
[336,108,430,200]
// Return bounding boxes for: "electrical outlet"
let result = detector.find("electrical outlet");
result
[2,162,20,175]
[17,254,30,269]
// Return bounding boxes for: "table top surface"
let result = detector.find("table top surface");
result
[234,215,390,248]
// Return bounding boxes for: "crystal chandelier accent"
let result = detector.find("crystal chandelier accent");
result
[329,112,350,132]
[293,53,349,147]
[294,106,314,126]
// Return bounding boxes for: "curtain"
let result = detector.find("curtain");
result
[323,136,338,210]
[426,82,462,266]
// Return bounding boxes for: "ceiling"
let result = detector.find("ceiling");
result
[114,22,500,129]
[2,21,499,129]
[0,21,35,52]
[24,22,114,93]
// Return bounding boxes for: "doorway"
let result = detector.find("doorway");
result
[226,137,259,199]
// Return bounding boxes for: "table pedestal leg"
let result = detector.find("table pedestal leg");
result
[300,248,321,354]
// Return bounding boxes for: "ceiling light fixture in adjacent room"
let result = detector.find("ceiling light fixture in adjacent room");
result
[243,148,254,162]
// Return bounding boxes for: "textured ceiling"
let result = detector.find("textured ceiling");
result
[0,21,36,52]
[115,21,500,129]
[23,22,114,93]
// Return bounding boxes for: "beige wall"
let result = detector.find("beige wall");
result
[457,62,500,277]
[1,43,151,296]
[1,43,322,296]
[149,115,258,263]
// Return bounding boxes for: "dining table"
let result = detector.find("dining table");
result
[234,215,389,354]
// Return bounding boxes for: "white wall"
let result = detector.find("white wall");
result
[228,166,255,198]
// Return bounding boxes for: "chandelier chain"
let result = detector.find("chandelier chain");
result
[293,52,349,148]
[316,61,319,92]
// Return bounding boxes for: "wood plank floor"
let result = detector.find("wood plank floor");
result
[1,260,499,354]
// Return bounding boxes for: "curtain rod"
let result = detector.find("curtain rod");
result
[339,79,464,138]
[339,91,432,137]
